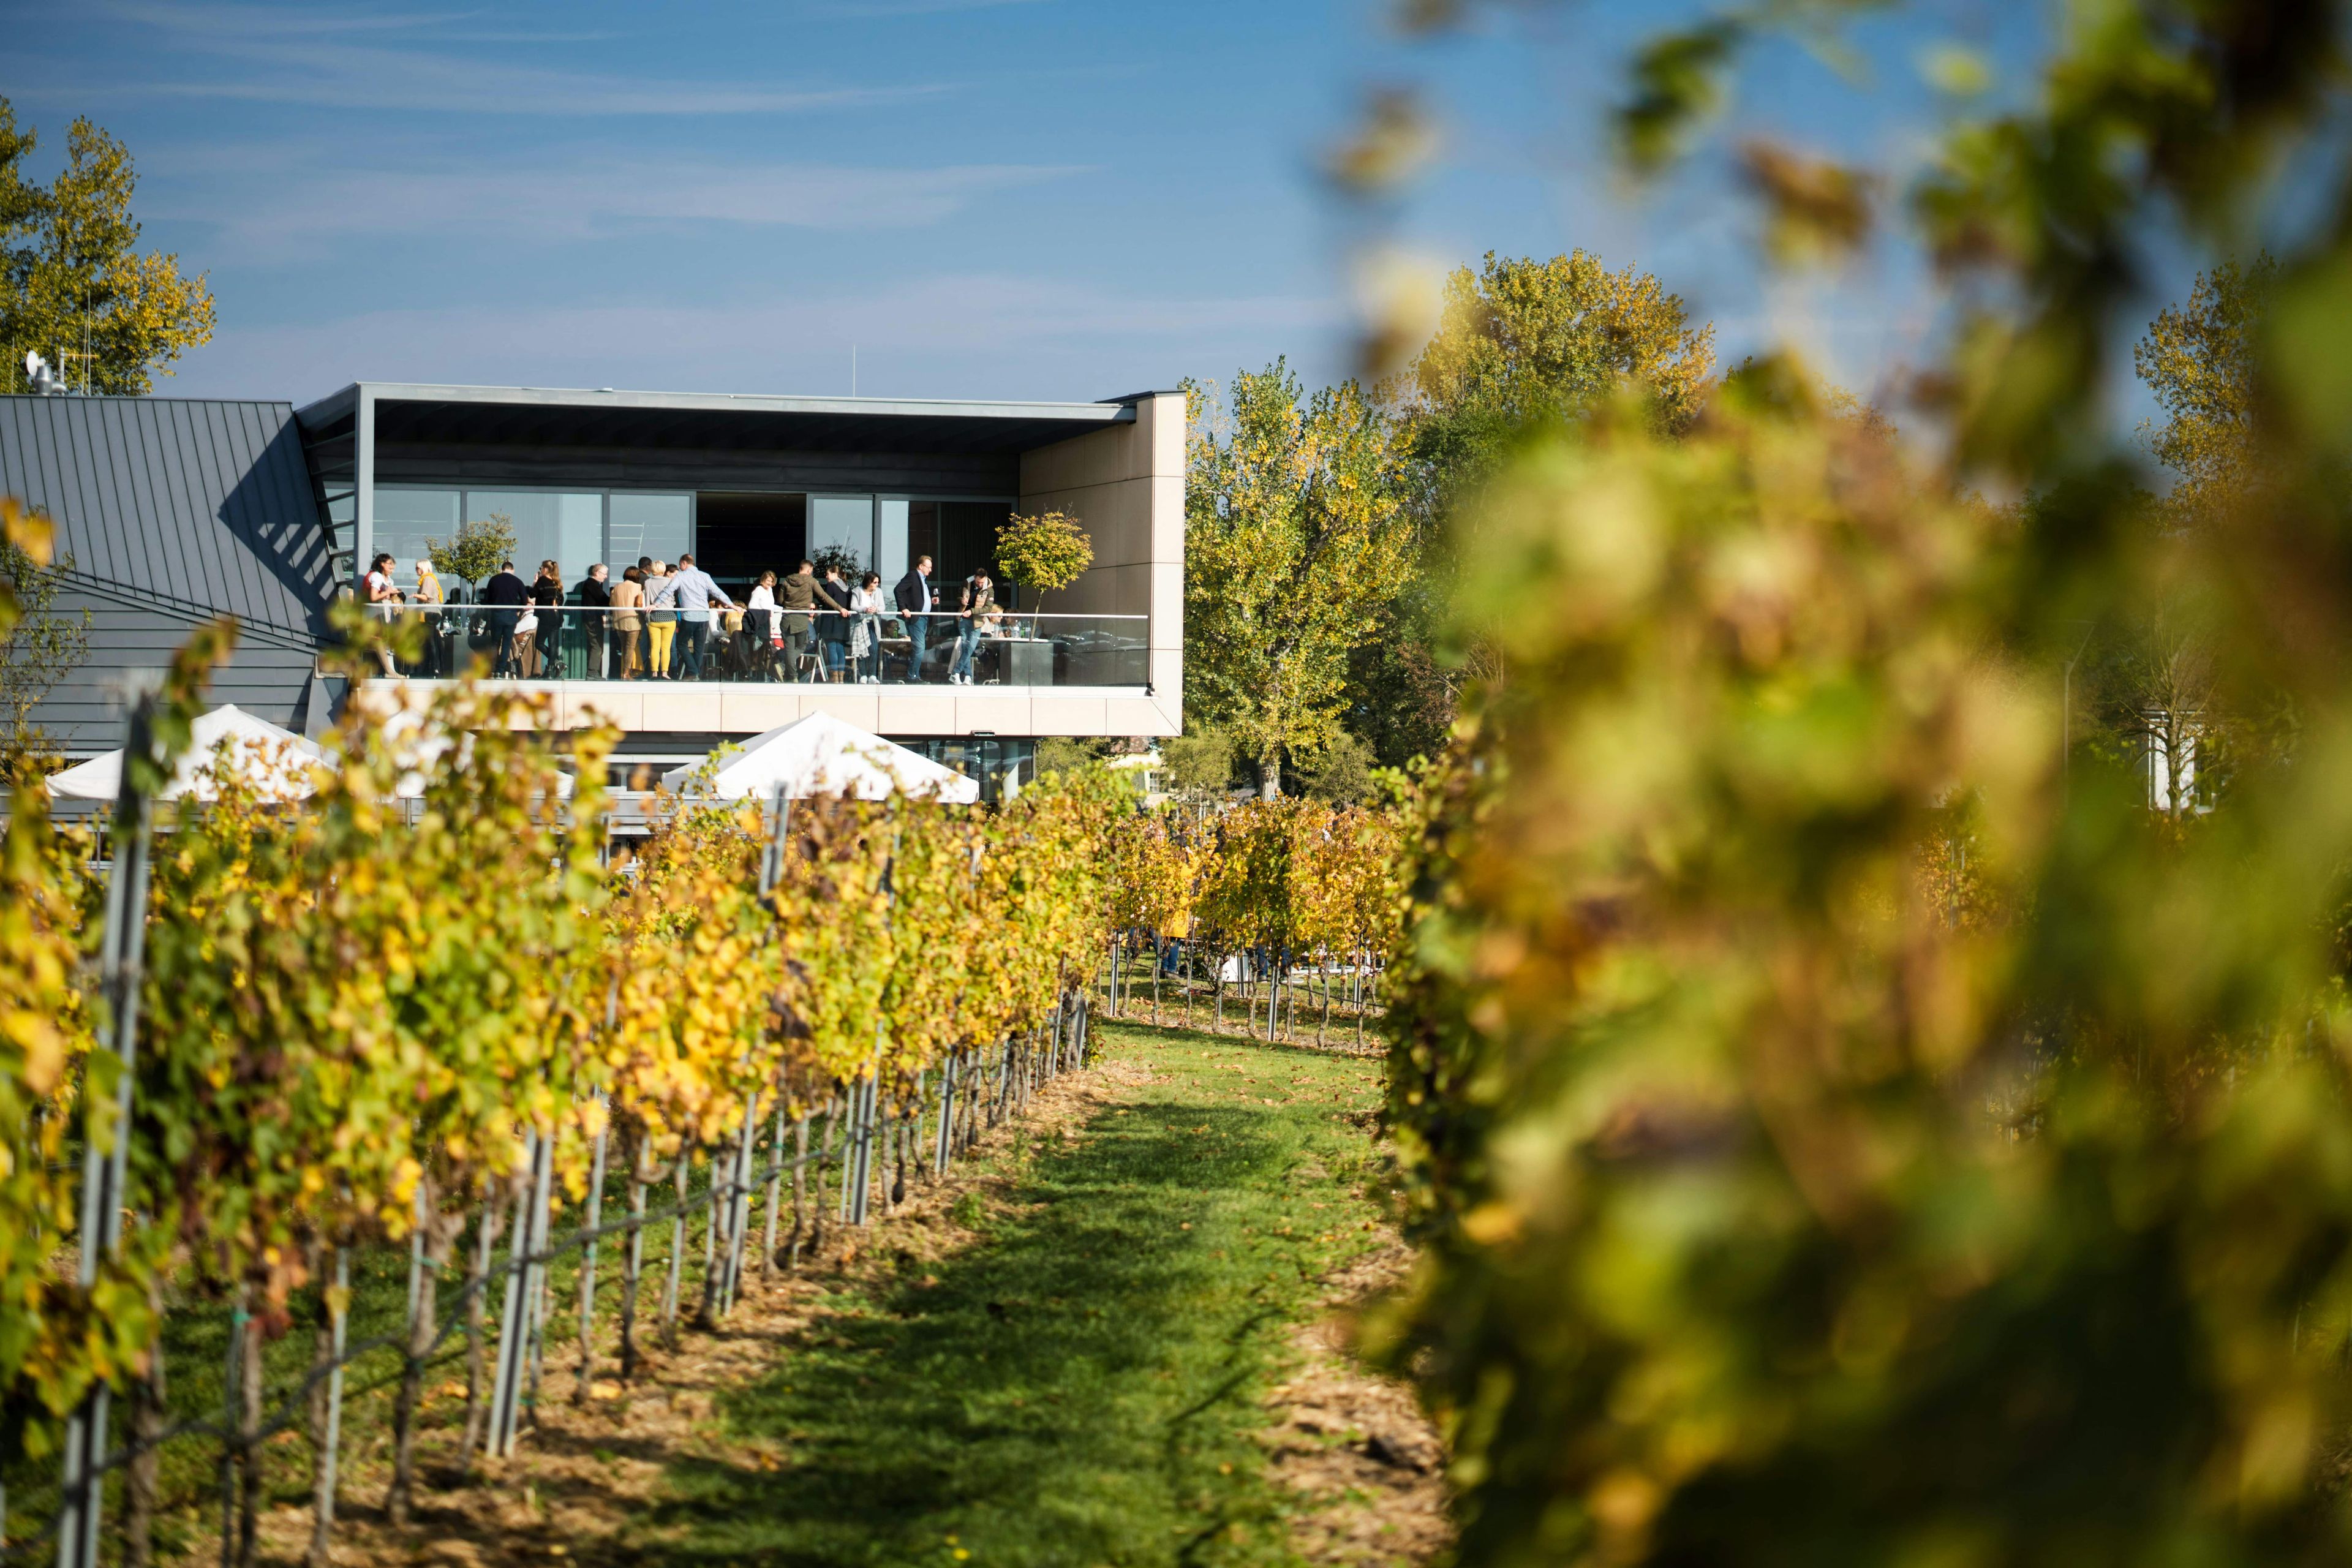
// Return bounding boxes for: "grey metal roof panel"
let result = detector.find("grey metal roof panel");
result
[0,394,333,637]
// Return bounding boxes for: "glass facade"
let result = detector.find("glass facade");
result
[607,494,692,573]
[374,487,460,578]
[464,490,604,577]
[808,495,876,576]
[368,488,693,590]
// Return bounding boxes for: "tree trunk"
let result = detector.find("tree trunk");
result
[387,1199,445,1525]
[236,1305,265,1568]
[306,1246,341,1568]
[696,1125,739,1329]
[458,1198,502,1476]
[124,1274,167,1568]
[788,1113,811,1268]
[618,1147,651,1382]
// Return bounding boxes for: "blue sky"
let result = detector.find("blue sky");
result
[4,0,2165,420]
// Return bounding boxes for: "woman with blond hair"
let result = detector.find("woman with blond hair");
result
[609,564,647,679]
[643,560,679,679]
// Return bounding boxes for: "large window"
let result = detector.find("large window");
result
[365,486,1011,595]
[897,499,1011,596]
[367,488,693,589]
[466,490,603,578]
[608,493,692,571]
[809,496,875,575]
[374,487,459,578]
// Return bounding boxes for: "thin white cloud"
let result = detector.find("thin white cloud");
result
[146,152,1092,260]
[92,1,482,34]
[813,0,1054,14]
[167,276,1341,401]
[17,6,937,118]
[88,1,624,42]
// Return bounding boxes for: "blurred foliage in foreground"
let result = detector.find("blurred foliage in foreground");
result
[1376,1,2352,1563]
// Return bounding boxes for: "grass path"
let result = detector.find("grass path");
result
[644,1022,1403,1568]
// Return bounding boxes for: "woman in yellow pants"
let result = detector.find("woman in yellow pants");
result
[644,561,679,678]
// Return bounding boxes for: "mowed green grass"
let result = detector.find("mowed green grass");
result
[651,1021,1392,1568]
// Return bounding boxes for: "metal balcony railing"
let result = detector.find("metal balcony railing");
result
[353,601,1150,688]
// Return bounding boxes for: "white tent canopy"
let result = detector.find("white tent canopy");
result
[45,704,326,803]
[334,706,572,799]
[661,712,981,804]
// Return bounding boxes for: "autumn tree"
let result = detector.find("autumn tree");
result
[2081,258,2282,810]
[993,509,1093,613]
[2133,254,2273,527]
[1347,251,1720,768]
[0,100,216,395]
[1185,364,1412,797]
[0,502,88,764]
[1411,249,1717,437]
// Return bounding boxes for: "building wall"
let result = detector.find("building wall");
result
[1016,390,1183,735]
[0,395,334,755]
[33,591,323,748]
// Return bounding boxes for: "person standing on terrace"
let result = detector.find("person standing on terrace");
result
[363,552,401,676]
[574,562,611,680]
[894,554,936,682]
[483,559,529,677]
[851,571,886,683]
[669,552,733,680]
[609,565,646,679]
[412,558,445,677]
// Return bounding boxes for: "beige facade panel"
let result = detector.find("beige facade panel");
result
[565,688,643,729]
[1030,694,1109,734]
[1017,393,1182,494]
[952,691,1032,734]
[1106,693,1180,737]
[878,688,959,734]
[1050,560,1152,619]
[1022,480,1155,568]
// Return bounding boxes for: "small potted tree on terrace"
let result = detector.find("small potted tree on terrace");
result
[426,513,516,601]
[993,509,1093,636]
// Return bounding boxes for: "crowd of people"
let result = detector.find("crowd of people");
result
[361,550,1012,684]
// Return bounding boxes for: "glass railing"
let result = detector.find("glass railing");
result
[355,601,1150,688]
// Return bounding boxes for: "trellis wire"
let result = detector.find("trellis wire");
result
[11,750,1099,1567]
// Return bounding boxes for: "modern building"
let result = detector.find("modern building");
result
[0,382,1184,796]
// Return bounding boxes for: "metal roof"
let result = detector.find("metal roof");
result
[0,394,335,639]
[297,382,1143,458]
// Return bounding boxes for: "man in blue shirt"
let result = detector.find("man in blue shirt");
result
[668,553,736,680]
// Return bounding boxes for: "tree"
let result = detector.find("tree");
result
[1185,364,1412,797]
[1378,0,2352,1562]
[428,513,517,595]
[1341,252,1719,772]
[1302,730,1377,804]
[1162,725,1237,802]
[2133,254,2273,526]
[0,500,88,764]
[993,510,1093,614]
[0,102,216,395]
[1412,249,1716,432]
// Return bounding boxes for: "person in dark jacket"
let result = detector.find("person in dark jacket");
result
[893,554,935,682]
[521,559,564,678]
[483,560,529,677]
[818,563,853,679]
[575,562,611,679]
[778,560,818,680]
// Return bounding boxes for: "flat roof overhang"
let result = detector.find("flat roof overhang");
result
[295,382,1145,457]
